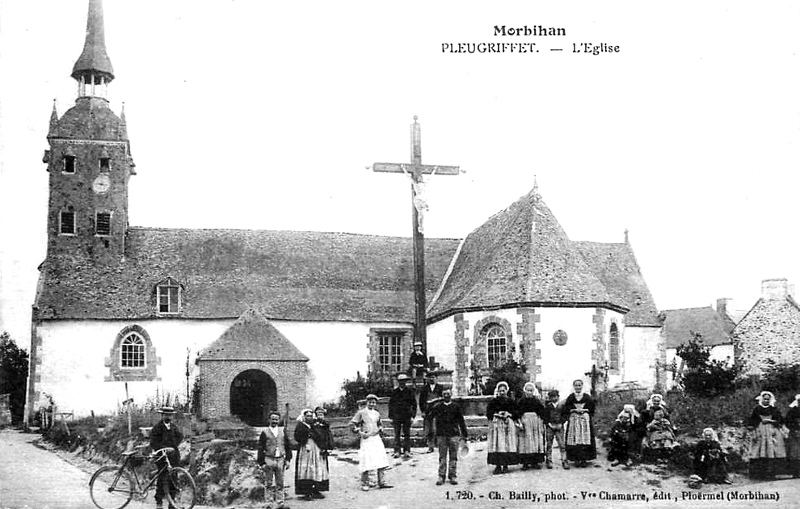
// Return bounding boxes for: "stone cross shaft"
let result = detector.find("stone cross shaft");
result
[371,116,460,357]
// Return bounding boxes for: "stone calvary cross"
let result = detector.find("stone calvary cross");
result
[372,116,461,354]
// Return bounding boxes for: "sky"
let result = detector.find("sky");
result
[0,0,799,351]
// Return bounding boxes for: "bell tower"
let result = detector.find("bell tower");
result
[43,0,134,263]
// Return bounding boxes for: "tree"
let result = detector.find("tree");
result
[0,332,29,424]
[675,332,739,397]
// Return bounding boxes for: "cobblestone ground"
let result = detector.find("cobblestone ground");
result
[1,429,798,509]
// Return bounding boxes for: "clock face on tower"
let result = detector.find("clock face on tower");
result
[92,174,110,194]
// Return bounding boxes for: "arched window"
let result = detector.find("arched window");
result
[486,324,507,367]
[609,323,620,371]
[106,325,159,381]
[121,333,146,368]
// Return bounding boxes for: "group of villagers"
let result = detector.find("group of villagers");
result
[486,379,597,473]
[487,381,800,485]
[256,406,334,509]
[255,385,800,508]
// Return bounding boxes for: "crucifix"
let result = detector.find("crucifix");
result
[372,116,461,355]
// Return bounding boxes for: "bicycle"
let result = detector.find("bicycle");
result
[89,446,197,509]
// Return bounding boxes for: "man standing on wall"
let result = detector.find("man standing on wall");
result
[150,406,183,509]
[389,373,417,459]
[408,341,429,387]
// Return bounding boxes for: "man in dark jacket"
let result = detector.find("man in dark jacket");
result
[419,372,444,452]
[389,373,417,459]
[150,406,183,509]
[429,389,468,485]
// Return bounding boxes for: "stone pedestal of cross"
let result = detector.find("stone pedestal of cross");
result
[372,116,461,356]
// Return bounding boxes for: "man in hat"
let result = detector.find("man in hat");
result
[150,406,183,509]
[388,374,417,459]
[408,341,428,387]
[419,372,444,453]
[429,389,468,485]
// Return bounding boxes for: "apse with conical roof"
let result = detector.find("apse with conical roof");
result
[428,185,625,320]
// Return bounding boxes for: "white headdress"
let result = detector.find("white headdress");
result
[756,391,776,407]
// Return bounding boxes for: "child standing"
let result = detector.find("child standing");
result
[543,390,568,469]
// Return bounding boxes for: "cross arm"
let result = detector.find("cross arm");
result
[372,162,461,175]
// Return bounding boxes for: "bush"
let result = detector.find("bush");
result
[761,361,800,392]
[338,371,394,413]
[0,332,29,424]
[484,359,528,399]
[676,333,740,397]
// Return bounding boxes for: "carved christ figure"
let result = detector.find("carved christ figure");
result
[400,164,438,234]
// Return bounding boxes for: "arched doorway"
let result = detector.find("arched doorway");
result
[229,369,276,426]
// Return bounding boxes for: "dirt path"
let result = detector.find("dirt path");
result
[1,429,797,509]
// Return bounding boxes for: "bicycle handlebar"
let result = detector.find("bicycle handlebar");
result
[150,447,175,459]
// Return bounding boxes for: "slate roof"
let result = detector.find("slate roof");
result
[36,190,660,327]
[34,228,460,322]
[427,188,646,321]
[72,0,115,81]
[573,241,661,326]
[661,307,732,348]
[197,309,308,361]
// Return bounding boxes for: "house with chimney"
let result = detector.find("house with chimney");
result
[733,278,800,376]
[661,302,736,389]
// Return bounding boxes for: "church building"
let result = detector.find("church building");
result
[25,0,662,425]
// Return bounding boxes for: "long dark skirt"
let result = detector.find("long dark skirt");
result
[487,417,519,466]
[295,439,330,494]
[564,412,596,461]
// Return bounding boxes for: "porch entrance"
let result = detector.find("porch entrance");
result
[229,369,276,426]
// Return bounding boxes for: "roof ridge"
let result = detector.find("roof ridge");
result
[127,225,461,241]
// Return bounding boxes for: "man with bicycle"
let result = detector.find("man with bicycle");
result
[150,406,183,509]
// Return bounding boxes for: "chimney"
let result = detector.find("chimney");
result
[716,298,732,317]
[761,278,790,300]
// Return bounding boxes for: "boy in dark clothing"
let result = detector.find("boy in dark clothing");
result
[408,341,428,386]
[389,373,417,459]
[429,389,468,485]
[542,390,568,469]
[419,372,444,452]
[150,406,183,509]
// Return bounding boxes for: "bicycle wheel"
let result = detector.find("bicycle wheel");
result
[89,465,134,509]
[166,467,197,509]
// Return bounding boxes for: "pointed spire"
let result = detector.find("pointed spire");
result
[532,175,539,198]
[48,99,59,136]
[71,0,114,83]
[624,229,629,244]
[118,102,128,139]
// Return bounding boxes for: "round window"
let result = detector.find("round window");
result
[553,329,568,346]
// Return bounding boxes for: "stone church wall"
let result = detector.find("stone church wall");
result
[429,307,629,397]
[30,319,230,417]
[270,320,409,405]
[623,326,663,389]
[29,317,409,419]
